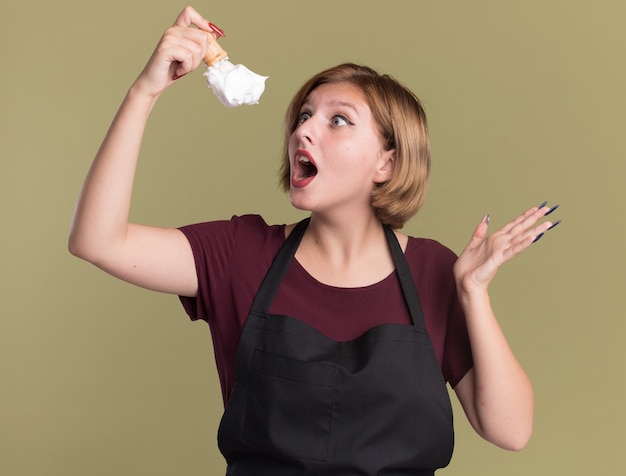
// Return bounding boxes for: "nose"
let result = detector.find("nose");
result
[293,117,315,145]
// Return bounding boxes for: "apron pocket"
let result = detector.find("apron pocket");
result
[243,349,336,462]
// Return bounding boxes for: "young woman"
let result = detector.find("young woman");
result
[69,6,559,474]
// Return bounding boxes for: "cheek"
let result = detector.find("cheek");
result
[287,134,299,159]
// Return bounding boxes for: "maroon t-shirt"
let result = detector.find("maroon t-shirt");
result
[179,215,473,404]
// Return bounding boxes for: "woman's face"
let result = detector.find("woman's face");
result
[287,82,394,217]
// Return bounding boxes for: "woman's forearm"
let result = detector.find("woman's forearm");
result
[452,206,560,449]
[457,289,534,450]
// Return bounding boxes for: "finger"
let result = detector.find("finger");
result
[502,201,559,238]
[463,214,490,252]
[496,215,554,259]
[499,206,540,235]
[475,214,490,239]
[171,25,212,55]
[544,204,560,216]
[531,219,561,243]
[168,44,200,79]
[159,27,211,78]
[500,219,560,260]
[516,203,561,238]
[174,5,213,32]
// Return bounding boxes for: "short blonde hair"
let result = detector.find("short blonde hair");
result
[280,63,430,229]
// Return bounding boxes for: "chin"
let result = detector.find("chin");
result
[289,199,313,213]
[288,191,315,213]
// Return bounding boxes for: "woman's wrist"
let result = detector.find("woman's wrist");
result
[456,279,491,309]
[127,79,162,105]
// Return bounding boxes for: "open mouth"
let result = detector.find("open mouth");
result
[295,155,318,180]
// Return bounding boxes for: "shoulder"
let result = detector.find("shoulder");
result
[179,214,285,245]
[394,228,458,263]
[404,235,459,283]
[406,236,458,262]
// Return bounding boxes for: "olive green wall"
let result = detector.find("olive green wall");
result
[2,0,624,474]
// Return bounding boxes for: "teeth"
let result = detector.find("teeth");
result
[298,156,311,164]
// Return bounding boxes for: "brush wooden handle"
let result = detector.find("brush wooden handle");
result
[204,32,228,67]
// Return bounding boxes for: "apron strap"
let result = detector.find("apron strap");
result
[250,217,310,314]
[383,225,427,329]
[251,217,426,330]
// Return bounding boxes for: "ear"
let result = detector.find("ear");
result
[374,149,396,184]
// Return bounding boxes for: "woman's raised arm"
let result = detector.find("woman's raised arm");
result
[452,203,560,450]
[68,7,214,296]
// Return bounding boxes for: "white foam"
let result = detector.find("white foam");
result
[204,59,268,108]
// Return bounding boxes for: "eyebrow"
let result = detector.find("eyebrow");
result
[328,99,359,112]
[302,98,361,116]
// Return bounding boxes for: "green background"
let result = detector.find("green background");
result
[2,1,624,474]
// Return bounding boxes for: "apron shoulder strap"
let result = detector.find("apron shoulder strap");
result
[383,225,427,329]
[250,217,310,314]
[251,217,426,330]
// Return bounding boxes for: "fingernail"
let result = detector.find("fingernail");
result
[172,72,188,81]
[482,214,490,225]
[208,22,225,37]
[532,232,545,244]
[545,204,560,216]
[538,201,548,209]
[547,219,561,231]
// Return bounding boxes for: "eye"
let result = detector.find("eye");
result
[297,112,311,124]
[331,115,353,127]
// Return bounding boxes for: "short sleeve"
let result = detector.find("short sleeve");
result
[405,238,473,387]
[177,214,283,323]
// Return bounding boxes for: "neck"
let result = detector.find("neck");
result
[306,212,384,256]
[292,211,396,288]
